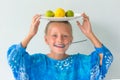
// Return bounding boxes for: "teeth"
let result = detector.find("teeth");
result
[54,44,65,48]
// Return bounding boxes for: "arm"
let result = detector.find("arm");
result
[76,13,103,65]
[7,14,41,79]
[21,14,41,48]
[77,13,113,79]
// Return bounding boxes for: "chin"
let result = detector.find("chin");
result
[55,51,65,55]
[53,50,66,55]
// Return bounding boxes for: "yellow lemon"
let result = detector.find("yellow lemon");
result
[54,8,65,17]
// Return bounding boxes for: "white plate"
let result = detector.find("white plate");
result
[41,13,82,21]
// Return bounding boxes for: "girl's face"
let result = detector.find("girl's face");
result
[44,22,73,55]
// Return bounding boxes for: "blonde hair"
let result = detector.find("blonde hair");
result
[45,21,72,35]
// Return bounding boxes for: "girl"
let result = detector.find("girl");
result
[7,13,113,80]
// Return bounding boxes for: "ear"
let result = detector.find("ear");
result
[44,35,49,45]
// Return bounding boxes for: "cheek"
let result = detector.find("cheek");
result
[64,39,72,44]
[46,38,55,45]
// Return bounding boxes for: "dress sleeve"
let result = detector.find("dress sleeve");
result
[7,43,30,80]
[90,44,113,80]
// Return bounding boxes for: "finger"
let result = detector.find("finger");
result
[34,19,40,27]
[35,16,40,22]
[83,17,89,22]
[76,21,83,30]
[34,15,40,22]
[82,13,87,17]
[34,16,40,26]
[32,14,40,23]
[76,21,85,32]
[76,21,81,26]
[82,13,89,20]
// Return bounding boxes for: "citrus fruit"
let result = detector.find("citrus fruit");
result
[65,10,74,17]
[54,8,65,17]
[45,10,54,17]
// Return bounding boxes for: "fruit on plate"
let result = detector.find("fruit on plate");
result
[45,10,54,17]
[45,8,74,17]
[65,10,74,17]
[54,8,65,17]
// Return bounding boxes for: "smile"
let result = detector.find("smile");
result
[54,44,65,48]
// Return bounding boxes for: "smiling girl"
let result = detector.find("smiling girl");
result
[7,13,113,80]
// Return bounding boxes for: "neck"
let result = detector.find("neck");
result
[47,53,68,60]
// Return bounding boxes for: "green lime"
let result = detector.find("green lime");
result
[65,10,74,17]
[45,10,54,17]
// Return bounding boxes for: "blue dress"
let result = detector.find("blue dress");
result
[7,43,113,80]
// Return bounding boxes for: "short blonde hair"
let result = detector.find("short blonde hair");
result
[45,21,72,35]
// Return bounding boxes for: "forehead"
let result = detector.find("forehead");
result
[46,21,72,33]
[49,22,71,33]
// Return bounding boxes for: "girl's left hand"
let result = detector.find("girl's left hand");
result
[76,13,93,37]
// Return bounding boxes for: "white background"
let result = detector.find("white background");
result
[0,0,120,80]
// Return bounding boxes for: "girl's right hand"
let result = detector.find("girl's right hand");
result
[21,14,40,48]
[28,14,41,37]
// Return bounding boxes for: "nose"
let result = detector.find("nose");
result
[57,35,63,43]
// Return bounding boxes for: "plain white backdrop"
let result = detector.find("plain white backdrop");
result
[0,0,120,80]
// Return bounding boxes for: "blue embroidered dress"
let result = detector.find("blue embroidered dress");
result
[7,43,113,80]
